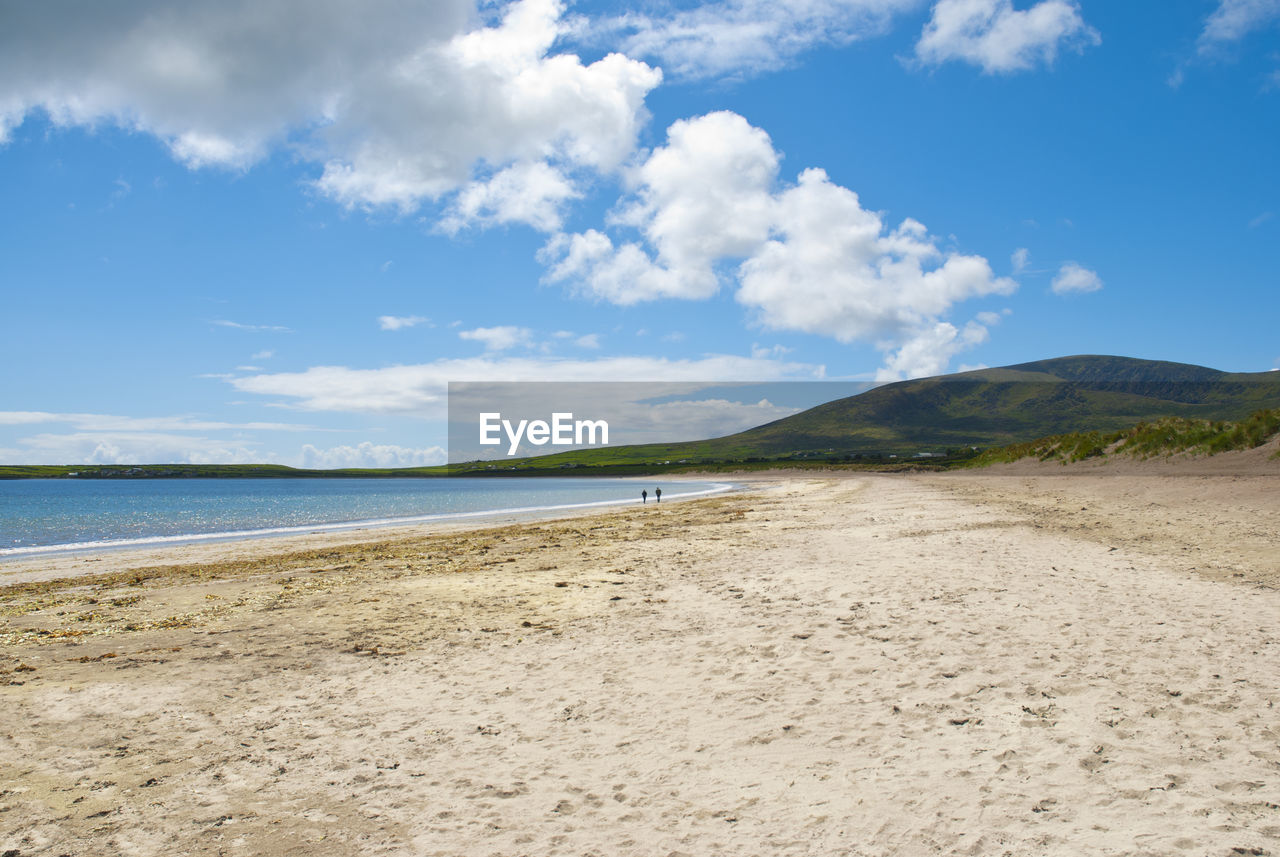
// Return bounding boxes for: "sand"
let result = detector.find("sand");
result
[1,471,1277,856]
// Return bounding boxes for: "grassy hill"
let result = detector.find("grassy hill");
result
[449,355,1280,472]
[719,355,1280,454]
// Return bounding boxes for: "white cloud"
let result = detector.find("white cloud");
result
[0,411,316,432]
[228,353,825,415]
[440,161,580,233]
[542,111,779,304]
[544,111,1015,379]
[1011,247,1030,273]
[0,411,59,426]
[0,431,267,466]
[737,169,1016,345]
[875,319,990,381]
[1197,0,1280,53]
[0,412,439,467]
[251,350,275,360]
[0,0,660,228]
[212,319,292,332]
[1050,261,1103,294]
[299,442,446,469]
[594,0,918,81]
[378,315,431,331]
[314,0,660,217]
[750,343,793,359]
[915,0,1100,73]
[1173,0,1280,86]
[458,325,534,351]
[574,333,601,349]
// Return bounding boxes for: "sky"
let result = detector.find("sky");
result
[0,0,1277,467]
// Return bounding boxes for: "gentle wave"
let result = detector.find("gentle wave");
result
[0,482,733,558]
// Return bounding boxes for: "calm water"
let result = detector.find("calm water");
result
[0,478,731,556]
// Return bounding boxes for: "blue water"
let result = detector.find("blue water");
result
[0,478,731,557]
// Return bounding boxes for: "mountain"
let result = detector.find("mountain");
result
[714,355,1280,456]
[463,355,1280,470]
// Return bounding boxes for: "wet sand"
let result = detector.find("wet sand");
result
[1,471,1277,856]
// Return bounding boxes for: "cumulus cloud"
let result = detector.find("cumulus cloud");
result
[378,315,431,331]
[593,0,918,81]
[544,111,778,303]
[229,353,825,415]
[875,319,989,381]
[543,111,1016,379]
[1050,262,1102,294]
[0,0,660,229]
[915,0,1100,73]
[299,442,446,469]
[736,169,1016,347]
[458,325,534,351]
[439,161,580,233]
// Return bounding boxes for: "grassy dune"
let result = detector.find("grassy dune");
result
[968,408,1280,466]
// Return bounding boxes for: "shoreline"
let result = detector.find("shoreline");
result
[0,477,738,582]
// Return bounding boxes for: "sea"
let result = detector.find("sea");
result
[0,477,732,557]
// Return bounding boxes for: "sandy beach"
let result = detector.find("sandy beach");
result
[2,469,1278,856]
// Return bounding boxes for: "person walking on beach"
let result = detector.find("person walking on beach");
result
[642,489,648,504]
[655,487,661,503]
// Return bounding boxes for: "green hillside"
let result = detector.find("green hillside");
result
[450,355,1280,472]
[720,355,1280,455]
[968,408,1280,466]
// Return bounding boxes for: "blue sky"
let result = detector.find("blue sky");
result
[1,0,1277,466]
